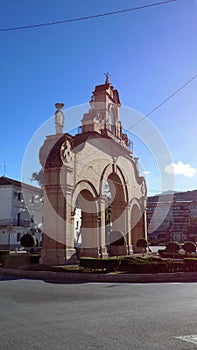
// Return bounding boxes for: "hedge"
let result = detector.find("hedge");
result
[119,257,185,273]
[79,257,187,274]
[158,251,182,259]
[0,250,9,256]
[183,258,197,272]
[79,257,121,272]
[121,262,169,274]
[158,250,197,259]
[0,254,41,268]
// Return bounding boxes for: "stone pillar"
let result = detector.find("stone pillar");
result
[126,205,133,255]
[64,190,76,262]
[98,195,108,258]
[143,212,148,242]
[40,168,66,265]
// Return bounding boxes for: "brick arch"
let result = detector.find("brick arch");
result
[100,163,129,256]
[71,181,100,257]
[72,180,98,212]
[100,163,128,203]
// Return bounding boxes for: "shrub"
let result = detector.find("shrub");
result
[79,257,121,272]
[166,241,180,252]
[182,241,196,254]
[136,238,148,249]
[20,234,37,248]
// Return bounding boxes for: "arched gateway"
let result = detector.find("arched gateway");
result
[39,77,147,264]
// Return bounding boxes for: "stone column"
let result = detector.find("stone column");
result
[126,204,133,255]
[98,195,108,258]
[41,168,66,265]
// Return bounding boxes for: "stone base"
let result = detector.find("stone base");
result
[79,247,100,258]
[40,248,77,265]
[65,249,78,264]
[40,248,65,265]
[132,245,146,254]
[127,245,133,255]
[100,246,108,258]
[110,245,127,256]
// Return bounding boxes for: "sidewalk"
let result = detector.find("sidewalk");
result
[1,267,197,283]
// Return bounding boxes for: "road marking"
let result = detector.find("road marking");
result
[175,335,197,345]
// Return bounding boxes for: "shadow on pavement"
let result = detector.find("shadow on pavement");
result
[43,279,88,284]
[0,276,20,281]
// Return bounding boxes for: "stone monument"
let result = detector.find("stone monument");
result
[39,78,147,265]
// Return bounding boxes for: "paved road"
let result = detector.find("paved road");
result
[0,277,197,349]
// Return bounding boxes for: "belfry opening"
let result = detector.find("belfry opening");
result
[39,77,147,264]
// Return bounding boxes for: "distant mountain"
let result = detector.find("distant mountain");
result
[148,189,197,202]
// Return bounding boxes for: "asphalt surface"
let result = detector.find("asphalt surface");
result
[0,277,197,350]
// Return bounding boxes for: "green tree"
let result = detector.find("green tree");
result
[31,169,44,187]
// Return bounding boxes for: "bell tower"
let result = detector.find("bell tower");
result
[81,73,122,138]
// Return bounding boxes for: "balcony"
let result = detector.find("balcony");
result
[77,125,133,152]
[0,219,31,227]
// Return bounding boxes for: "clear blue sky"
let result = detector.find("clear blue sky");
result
[0,0,197,195]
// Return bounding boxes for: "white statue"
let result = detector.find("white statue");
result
[54,103,64,134]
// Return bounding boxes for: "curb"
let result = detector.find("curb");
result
[1,268,197,283]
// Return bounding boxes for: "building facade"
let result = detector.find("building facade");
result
[0,176,43,250]
[147,193,197,243]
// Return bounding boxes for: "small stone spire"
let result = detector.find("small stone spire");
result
[89,95,94,109]
[54,103,64,134]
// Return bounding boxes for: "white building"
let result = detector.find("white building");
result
[0,176,43,250]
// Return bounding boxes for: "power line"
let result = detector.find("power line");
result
[129,73,197,130]
[0,0,176,32]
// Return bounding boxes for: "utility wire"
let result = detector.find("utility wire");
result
[129,73,197,130]
[0,0,176,32]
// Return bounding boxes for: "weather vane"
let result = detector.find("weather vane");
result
[104,72,111,84]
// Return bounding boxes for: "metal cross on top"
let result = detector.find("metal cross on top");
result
[104,72,111,84]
